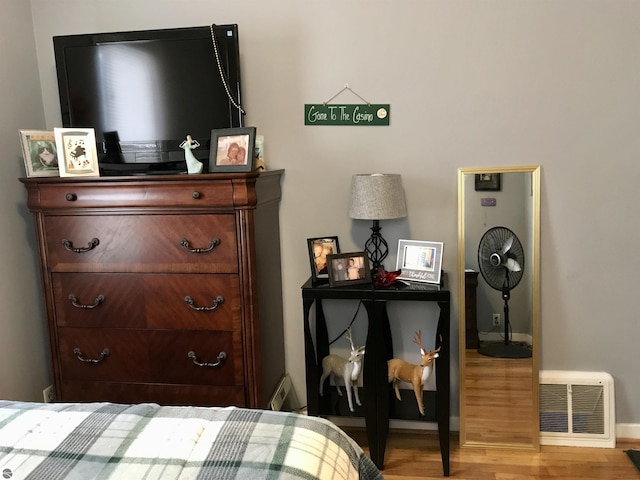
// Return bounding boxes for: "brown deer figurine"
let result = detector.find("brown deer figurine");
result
[387,330,440,416]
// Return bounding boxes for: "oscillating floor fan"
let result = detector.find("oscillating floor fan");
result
[477,226,532,358]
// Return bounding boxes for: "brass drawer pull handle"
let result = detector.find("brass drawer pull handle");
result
[188,350,226,368]
[62,238,100,253]
[184,295,224,311]
[73,347,110,363]
[68,294,105,309]
[192,191,201,199]
[65,193,77,201]
[180,237,220,253]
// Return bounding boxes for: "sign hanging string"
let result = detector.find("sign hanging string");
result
[324,84,371,106]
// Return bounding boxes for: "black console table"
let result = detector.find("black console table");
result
[301,277,450,475]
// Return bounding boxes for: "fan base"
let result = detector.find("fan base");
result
[478,343,532,359]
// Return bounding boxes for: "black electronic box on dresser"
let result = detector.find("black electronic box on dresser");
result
[20,170,284,409]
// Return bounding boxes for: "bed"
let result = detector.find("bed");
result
[0,400,383,480]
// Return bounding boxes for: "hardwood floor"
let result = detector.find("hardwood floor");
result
[344,428,640,479]
[463,349,536,446]
[340,349,638,478]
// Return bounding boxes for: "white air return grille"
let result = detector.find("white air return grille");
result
[539,370,615,448]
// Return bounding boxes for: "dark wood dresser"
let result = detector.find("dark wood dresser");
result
[20,170,284,408]
[465,271,479,349]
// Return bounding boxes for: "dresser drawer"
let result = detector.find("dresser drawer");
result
[58,328,150,382]
[52,273,240,330]
[57,382,246,407]
[151,330,239,386]
[31,180,237,209]
[58,328,239,386]
[44,214,238,273]
[144,274,239,330]
[53,273,146,328]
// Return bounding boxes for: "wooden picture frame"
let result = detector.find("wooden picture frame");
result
[475,173,501,191]
[396,239,444,285]
[54,128,100,178]
[307,236,340,284]
[19,130,59,177]
[209,127,256,173]
[327,251,372,287]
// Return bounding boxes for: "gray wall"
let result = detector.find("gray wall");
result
[0,0,50,401]
[2,0,638,431]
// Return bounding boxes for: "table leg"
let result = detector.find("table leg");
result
[314,300,332,414]
[363,300,392,470]
[436,300,450,476]
[303,297,318,415]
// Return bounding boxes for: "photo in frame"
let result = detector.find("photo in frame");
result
[254,134,265,171]
[19,130,59,177]
[54,128,99,178]
[327,251,372,287]
[307,236,340,284]
[396,239,444,285]
[209,127,256,173]
[475,173,501,191]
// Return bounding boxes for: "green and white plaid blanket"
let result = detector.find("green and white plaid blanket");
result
[0,401,383,480]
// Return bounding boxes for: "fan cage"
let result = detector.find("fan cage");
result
[477,226,525,291]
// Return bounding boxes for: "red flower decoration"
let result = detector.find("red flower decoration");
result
[374,268,401,288]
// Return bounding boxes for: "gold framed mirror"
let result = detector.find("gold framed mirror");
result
[458,165,540,449]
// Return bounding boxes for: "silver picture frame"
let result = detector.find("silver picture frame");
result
[396,239,444,284]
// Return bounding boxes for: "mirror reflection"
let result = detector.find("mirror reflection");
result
[458,166,540,449]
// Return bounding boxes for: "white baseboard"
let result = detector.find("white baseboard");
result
[616,423,640,440]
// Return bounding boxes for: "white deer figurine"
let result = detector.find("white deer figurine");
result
[319,328,365,412]
[387,330,441,416]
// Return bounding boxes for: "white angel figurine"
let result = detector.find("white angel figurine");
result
[180,135,203,174]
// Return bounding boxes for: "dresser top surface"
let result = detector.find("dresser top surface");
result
[20,169,283,186]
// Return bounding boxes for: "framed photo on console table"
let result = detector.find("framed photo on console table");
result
[307,236,340,284]
[54,128,99,178]
[327,251,371,287]
[209,127,256,173]
[19,130,59,177]
[396,239,444,285]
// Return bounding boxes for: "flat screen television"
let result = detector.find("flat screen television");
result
[53,24,243,174]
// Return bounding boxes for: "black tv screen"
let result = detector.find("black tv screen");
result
[53,25,243,173]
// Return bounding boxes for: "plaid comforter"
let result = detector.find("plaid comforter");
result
[0,401,383,480]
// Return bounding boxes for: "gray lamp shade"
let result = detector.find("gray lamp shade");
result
[349,174,407,220]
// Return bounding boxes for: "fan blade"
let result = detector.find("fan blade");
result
[484,236,498,254]
[501,236,514,254]
[505,258,521,272]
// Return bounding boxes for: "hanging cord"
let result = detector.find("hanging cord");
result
[210,24,246,115]
[323,84,371,106]
[328,300,364,346]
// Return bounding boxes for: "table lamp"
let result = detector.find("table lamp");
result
[349,173,407,272]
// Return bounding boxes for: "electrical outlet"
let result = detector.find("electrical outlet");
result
[492,313,501,326]
[43,385,55,403]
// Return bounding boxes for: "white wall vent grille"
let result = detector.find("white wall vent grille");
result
[539,371,615,448]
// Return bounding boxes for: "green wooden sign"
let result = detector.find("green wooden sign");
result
[304,104,390,126]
